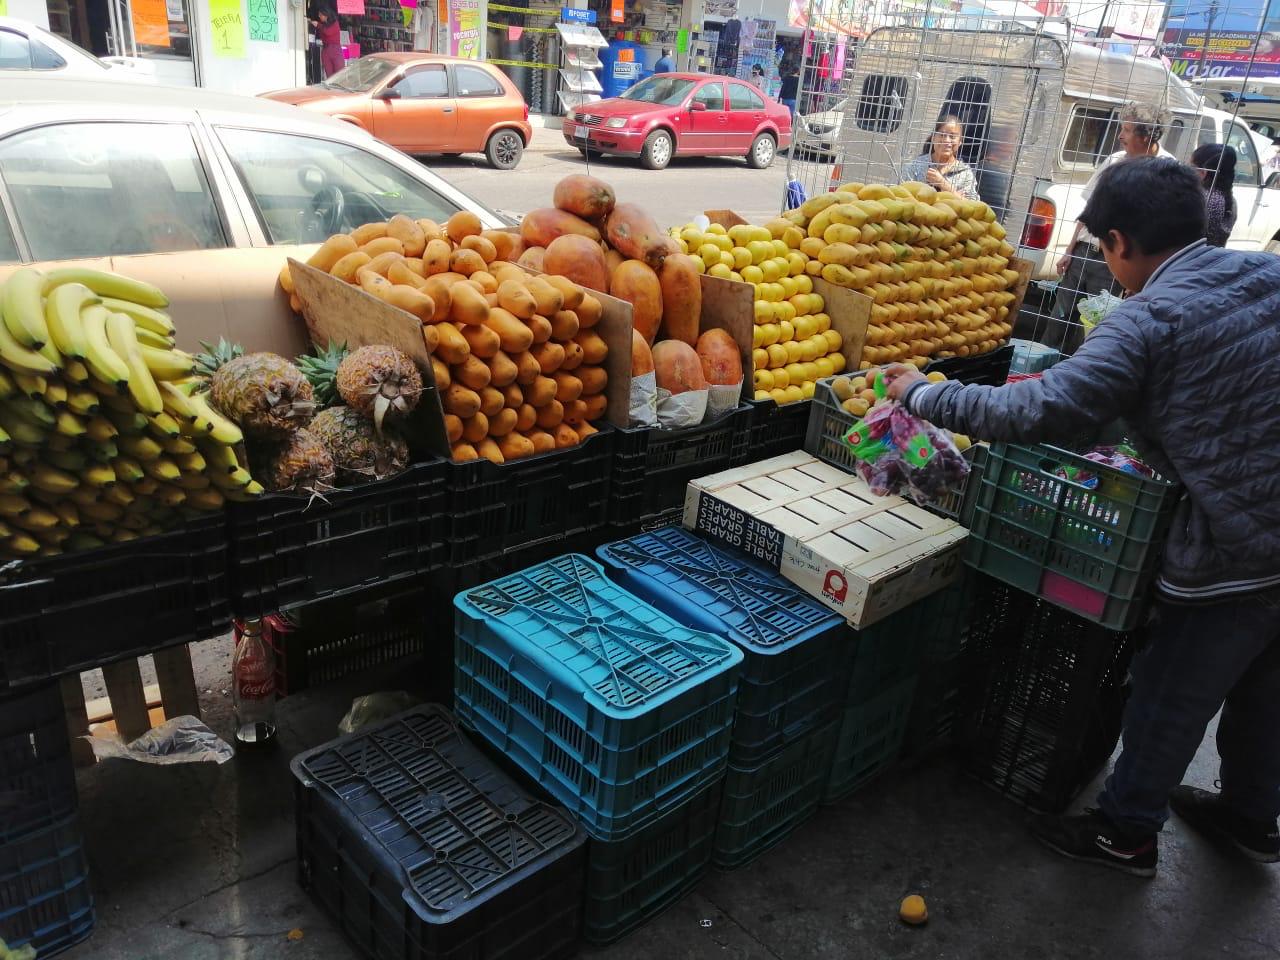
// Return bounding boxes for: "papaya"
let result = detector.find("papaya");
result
[695,329,742,385]
[605,203,668,268]
[658,254,702,345]
[575,294,602,328]
[604,247,624,279]
[553,173,617,222]
[611,260,663,343]
[652,340,707,394]
[521,207,601,248]
[543,235,609,293]
[631,329,654,377]
[517,246,546,273]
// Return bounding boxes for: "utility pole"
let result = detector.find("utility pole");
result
[1198,0,1220,77]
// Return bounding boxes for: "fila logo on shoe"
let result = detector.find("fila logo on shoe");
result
[1095,834,1152,859]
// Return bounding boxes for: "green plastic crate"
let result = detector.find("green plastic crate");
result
[823,678,917,803]
[963,442,1180,631]
[713,718,838,869]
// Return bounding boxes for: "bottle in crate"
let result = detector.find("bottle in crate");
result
[232,618,277,745]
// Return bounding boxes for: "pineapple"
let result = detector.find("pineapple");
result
[209,353,316,439]
[295,341,349,408]
[249,428,335,495]
[335,345,423,431]
[310,405,408,485]
[193,338,244,389]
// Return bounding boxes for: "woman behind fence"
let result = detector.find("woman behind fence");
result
[1191,143,1237,247]
[901,115,979,201]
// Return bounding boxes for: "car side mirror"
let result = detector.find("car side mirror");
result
[689,100,707,112]
[1267,170,1280,189]
[376,88,401,101]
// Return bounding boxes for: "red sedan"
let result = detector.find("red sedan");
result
[563,72,792,171]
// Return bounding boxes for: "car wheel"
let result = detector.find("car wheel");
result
[747,133,776,169]
[486,129,524,170]
[640,130,673,170]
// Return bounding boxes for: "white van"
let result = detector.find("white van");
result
[817,27,1280,281]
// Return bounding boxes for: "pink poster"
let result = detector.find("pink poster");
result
[336,0,364,14]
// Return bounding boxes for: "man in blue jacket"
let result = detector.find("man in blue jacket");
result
[887,156,1280,877]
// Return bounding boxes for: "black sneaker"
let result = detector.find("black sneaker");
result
[1170,785,1280,864]
[1031,808,1158,878]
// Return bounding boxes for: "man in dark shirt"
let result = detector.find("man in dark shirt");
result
[779,63,800,117]
[653,48,675,73]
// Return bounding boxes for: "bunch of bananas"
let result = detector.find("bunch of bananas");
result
[0,266,259,560]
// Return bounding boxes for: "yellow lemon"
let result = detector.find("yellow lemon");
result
[751,347,768,370]
[814,312,831,333]
[713,233,734,251]
[681,227,704,246]
[720,250,736,268]
[775,301,797,324]
[771,239,789,258]
[759,322,781,346]
[753,368,774,390]
[823,329,843,351]
[748,240,772,264]
[760,259,782,283]
[698,243,722,264]
[752,324,766,348]
[706,222,727,235]
[794,315,818,339]
[677,239,689,253]
[814,355,836,378]
[742,265,765,285]
[769,387,789,404]
[787,251,808,276]
[785,362,805,385]
[730,271,743,283]
[783,384,805,403]
[766,343,789,368]
[751,226,773,243]
[778,319,795,343]
[780,277,799,299]
[926,371,947,383]
[728,224,754,245]
[708,262,733,280]
[795,274,813,294]
[829,351,847,373]
[690,256,706,275]
[771,366,790,388]
[754,389,772,401]
[732,246,753,269]
[801,379,816,398]
[783,226,806,249]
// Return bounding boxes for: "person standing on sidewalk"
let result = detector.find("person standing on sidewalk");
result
[779,62,800,118]
[653,48,675,73]
[1052,102,1173,353]
[313,7,344,79]
[884,156,1280,878]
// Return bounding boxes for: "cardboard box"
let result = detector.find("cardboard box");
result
[683,452,966,626]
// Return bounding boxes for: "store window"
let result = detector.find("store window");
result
[694,83,725,111]
[855,75,908,133]
[1061,106,1117,167]
[126,0,194,61]
[454,64,503,98]
[1227,122,1261,185]
[217,127,461,244]
[0,29,67,69]
[0,122,225,260]
[393,64,449,98]
[728,82,764,110]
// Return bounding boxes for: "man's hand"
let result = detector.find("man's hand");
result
[879,363,927,402]
[1055,252,1072,276]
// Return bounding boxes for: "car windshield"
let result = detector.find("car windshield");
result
[619,76,695,106]
[323,57,397,93]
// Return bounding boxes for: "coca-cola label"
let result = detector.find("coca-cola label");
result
[236,652,275,701]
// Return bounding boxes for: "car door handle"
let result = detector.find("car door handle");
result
[442,107,454,113]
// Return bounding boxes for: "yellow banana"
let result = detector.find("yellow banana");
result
[33,524,70,545]
[0,471,27,494]
[66,386,99,417]
[161,435,196,455]
[175,450,206,473]
[79,500,123,523]
[7,397,54,429]
[183,486,225,511]
[133,477,158,496]
[68,486,100,507]
[53,410,86,438]
[152,483,186,507]
[0,426,9,451]
[80,463,117,489]
[111,457,146,485]
[103,299,175,337]
[12,373,46,399]
[0,405,45,446]
[174,471,210,490]
[107,486,137,510]
[0,493,31,515]
[142,456,181,482]
[6,532,39,554]
[134,327,175,350]
[138,345,195,382]
[0,370,14,398]
[146,412,182,439]
[63,360,90,384]
[195,439,239,475]
[184,392,243,446]
[159,380,198,423]
[86,415,119,444]
[105,311,161,415]
[0,311,57,375]
[111,528,139,543]
[45,268,168,309]
[12,506,59,530]
[86,439,117,462]
[80,304,130,389]
[221,479,264,501]
[40,379,68,409]
[104,409,147,435]
[118,434,162,460]
[2,267,50,349]
[98,393,139,416]
[45,448,87,472]
[51,501,79,528]
[210,466,253,491]
[29,463,78,494]
[44,282,97,360]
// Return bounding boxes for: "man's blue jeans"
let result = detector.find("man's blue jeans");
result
[1098,589,1280,832]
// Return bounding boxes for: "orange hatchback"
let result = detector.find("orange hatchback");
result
[263,54,533,169]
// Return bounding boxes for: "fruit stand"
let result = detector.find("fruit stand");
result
[0,172,1175,960]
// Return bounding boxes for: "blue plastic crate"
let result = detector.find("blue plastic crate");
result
[713,718,838,869]
[454,554,743,841]
[597,527,850,766]
[0,814,94,958]
[823,678,917,803]
[291,705,586,960]
[584,779,721,945]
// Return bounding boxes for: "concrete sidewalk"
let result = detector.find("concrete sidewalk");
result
[64,632,1280,960]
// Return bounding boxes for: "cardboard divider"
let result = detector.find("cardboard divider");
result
[1007,255,1034,321]
[697,274,755,404]
[813,278,872,373]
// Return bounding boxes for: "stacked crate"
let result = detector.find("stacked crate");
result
[291,705,587,960]
[597,526,848,869]
[0,683,93,958]
[452,554,742,944]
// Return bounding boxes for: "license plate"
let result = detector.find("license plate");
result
[574,125,588,139]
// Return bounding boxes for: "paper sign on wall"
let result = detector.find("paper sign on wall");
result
[248,0,278,41]
[337,0,365,13]
[676,27,688,52]
[0,1,8,14]
[210,0,247,57]
[609,0,623,22]
[131,0,171,46]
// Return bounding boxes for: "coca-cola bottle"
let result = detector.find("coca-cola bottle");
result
[232,618,277,745]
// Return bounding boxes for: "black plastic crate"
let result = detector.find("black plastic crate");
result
[0,684,77,842]
[924,343,1015,386]
[447,428,612,567]
[584,779,721,945]
[957,577,1140,814]
[609,407,751,530]
[0,814,94,958]
[227,459,449,616]
[257,582,446,700]
[0,514,229,691]
[744,398,811,462]
[292,705,586,960]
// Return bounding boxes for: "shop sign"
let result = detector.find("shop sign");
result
[210,0,247,57]
[450,0,481,58]
[610,0,624,23]
[1164,28,1280,78]
[248,0,278,42]
[132,0,171,46]
[561,6,597,23]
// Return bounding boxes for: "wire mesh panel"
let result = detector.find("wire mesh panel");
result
[780,2,1280,358]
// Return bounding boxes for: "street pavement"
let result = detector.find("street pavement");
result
[420,124,807,229]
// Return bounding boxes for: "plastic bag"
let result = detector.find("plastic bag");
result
[656,386,708,429]
[87,716,234,765]
[1078,290,1124,335]
[629,370,658,427]
[842,384,969,502]
[338,692,421,734]
[704,381,743,421]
